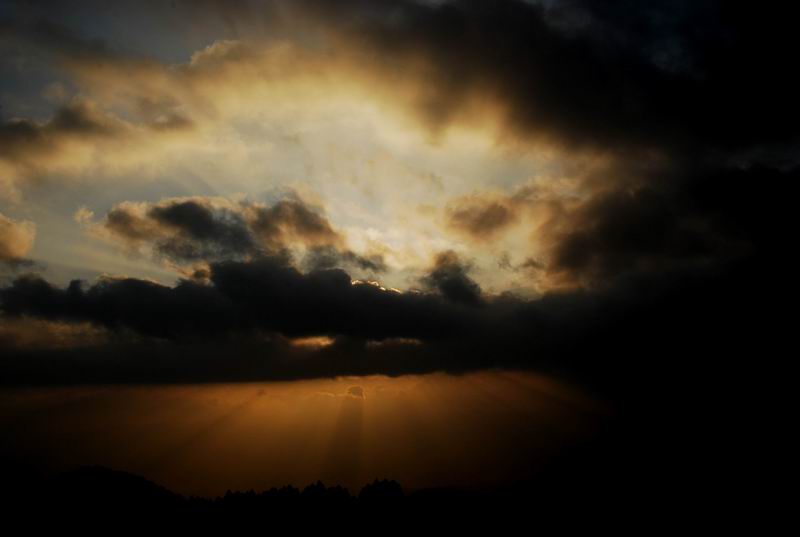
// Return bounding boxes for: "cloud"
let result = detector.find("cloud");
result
[250,199,341,251]
[0,254,479,341]
[10,1,798,159]
[421,251,483,306]
[531,162,791,288]
[1,2,797,181]
[94,195,383,272]
[0,318,107,351]
[542,186,710,287]
[2,0,795,245]
[230,0,799,157]
[147,200,258,262]
[0,166,788,392]
[0,100,125,151]
[303,246,387,273]
[4,153,769,349]
[0,242,777,395]
[0,212,36,264]
[446,194,519,241]
[437,161,790,291]
[0,98,192,200]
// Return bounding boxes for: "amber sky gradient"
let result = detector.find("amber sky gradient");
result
[0,371,607,496]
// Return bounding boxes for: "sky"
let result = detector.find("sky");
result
[0,0,794,496]
[1,371,609,496]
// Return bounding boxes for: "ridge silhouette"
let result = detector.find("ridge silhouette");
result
[0,440,656,531]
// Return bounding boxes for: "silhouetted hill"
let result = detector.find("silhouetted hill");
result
[0,428,755,531]
[52,466,184,509]
[0,458,656,532]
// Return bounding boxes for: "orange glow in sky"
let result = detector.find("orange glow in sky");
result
[0,370,609,496]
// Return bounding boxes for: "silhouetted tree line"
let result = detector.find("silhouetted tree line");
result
[0,463,636,529]
[2,400,757,530]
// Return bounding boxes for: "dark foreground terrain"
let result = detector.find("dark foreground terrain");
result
[0,464,649,529]
[0,414,763,531]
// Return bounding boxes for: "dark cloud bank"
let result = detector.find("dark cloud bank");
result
[279,0,800,155]
[0,162,790,398]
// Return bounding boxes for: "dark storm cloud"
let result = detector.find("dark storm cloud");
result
[0,183,788,423]
[1,160,793,385]
[207,256,472,339]
[535,162,798,287]
[440,160,793,289]
[546,186,715,285]
[0,235,782,396]
[279,0,800,155]
[0,254,477,341]
[303,246,386,274]
[0,274,237,339]
[421,251,483,306]
[148,201,257,261]
[5,1,799,155]
[100,196,379,268]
